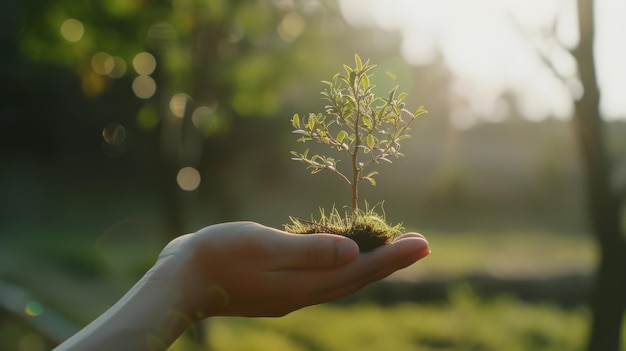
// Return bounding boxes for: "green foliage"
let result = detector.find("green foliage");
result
[17,0,345,131]
[206,290,595,351]
[290,54,426,215]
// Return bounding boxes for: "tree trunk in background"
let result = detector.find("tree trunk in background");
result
[573,1,626,350]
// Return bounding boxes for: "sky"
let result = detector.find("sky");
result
[339,0,626,126]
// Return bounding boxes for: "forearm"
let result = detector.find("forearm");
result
[53,274,195,351]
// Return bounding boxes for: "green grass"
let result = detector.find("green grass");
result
[0,219,602,351]
[391,231,597,281]
[168,286,611,351]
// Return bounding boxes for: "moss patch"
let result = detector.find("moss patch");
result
[285,208,402,252]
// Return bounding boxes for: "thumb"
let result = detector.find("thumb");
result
[270,233,360,270]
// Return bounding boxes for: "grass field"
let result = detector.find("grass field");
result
[168,286,624,351]
[0,223,609,350]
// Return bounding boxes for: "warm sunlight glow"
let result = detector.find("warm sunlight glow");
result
[278,12,306,42]
[177,167,201,191]
[340,0,626,121]
[60,18,84,42]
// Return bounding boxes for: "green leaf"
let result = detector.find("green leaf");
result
[415,105,427,116]
[355,54,363,71]
[362,73,370,90]
[337,130,348,143]
[292,114,300,129]
[307,116,315,130]
[366,177,376,186]
[296,136,311,143]
[388,85,398,102]
[349,71,357,86]
[343,64,353,76]
[366,134,375,149]
[361,116,372,129]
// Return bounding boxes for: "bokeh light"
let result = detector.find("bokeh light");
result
[137,104,160,130]
[60,19,84,42]
[277,12,305,42]
[191,105,216,130]
[18,333,45,351]
[132,52,157,75]
[147,22,177,51]
[23,301,43,317]
[176,167,201,191]
[102,123,127,146]
[132,75,157,99]
[91,52,112,75]
[104,56,127,78]
[169,93,190,118]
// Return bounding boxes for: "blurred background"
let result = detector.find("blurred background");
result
[1,0,624,350]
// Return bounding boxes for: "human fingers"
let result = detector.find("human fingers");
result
[190,222,360,270]
[394,232,427,241]
[265,229,360,270]
[292,235,430,304]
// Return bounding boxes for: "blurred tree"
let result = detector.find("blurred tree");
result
[14,0,368,238]
[516,0,626,348]
[571,1,626,350]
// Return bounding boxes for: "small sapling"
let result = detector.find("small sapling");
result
[285,54,426,252]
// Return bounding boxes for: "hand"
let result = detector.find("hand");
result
[54,221,430,351]
[147,221,430,318]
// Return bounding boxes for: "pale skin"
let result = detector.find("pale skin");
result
[54,221,430,351]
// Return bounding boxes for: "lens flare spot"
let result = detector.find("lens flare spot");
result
[104,56,127,79]
[277,12,306,42]
[102,123,127,146]
[191,105,216,129]
[23,301,43,317]
[60,19,84,42]
[169,93,190,118]
[132,52,157,75]
[177,167,201,191]
[91,52,112,75]
[132,75,157,99]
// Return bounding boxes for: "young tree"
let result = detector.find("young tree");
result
[287,54,426,251]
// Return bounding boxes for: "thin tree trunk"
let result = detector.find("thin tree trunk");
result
[572,1,626,350]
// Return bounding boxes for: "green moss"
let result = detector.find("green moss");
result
[284,207,402,252]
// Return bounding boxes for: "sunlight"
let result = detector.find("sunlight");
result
[277,12,306,42]
[340,0,626,121]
